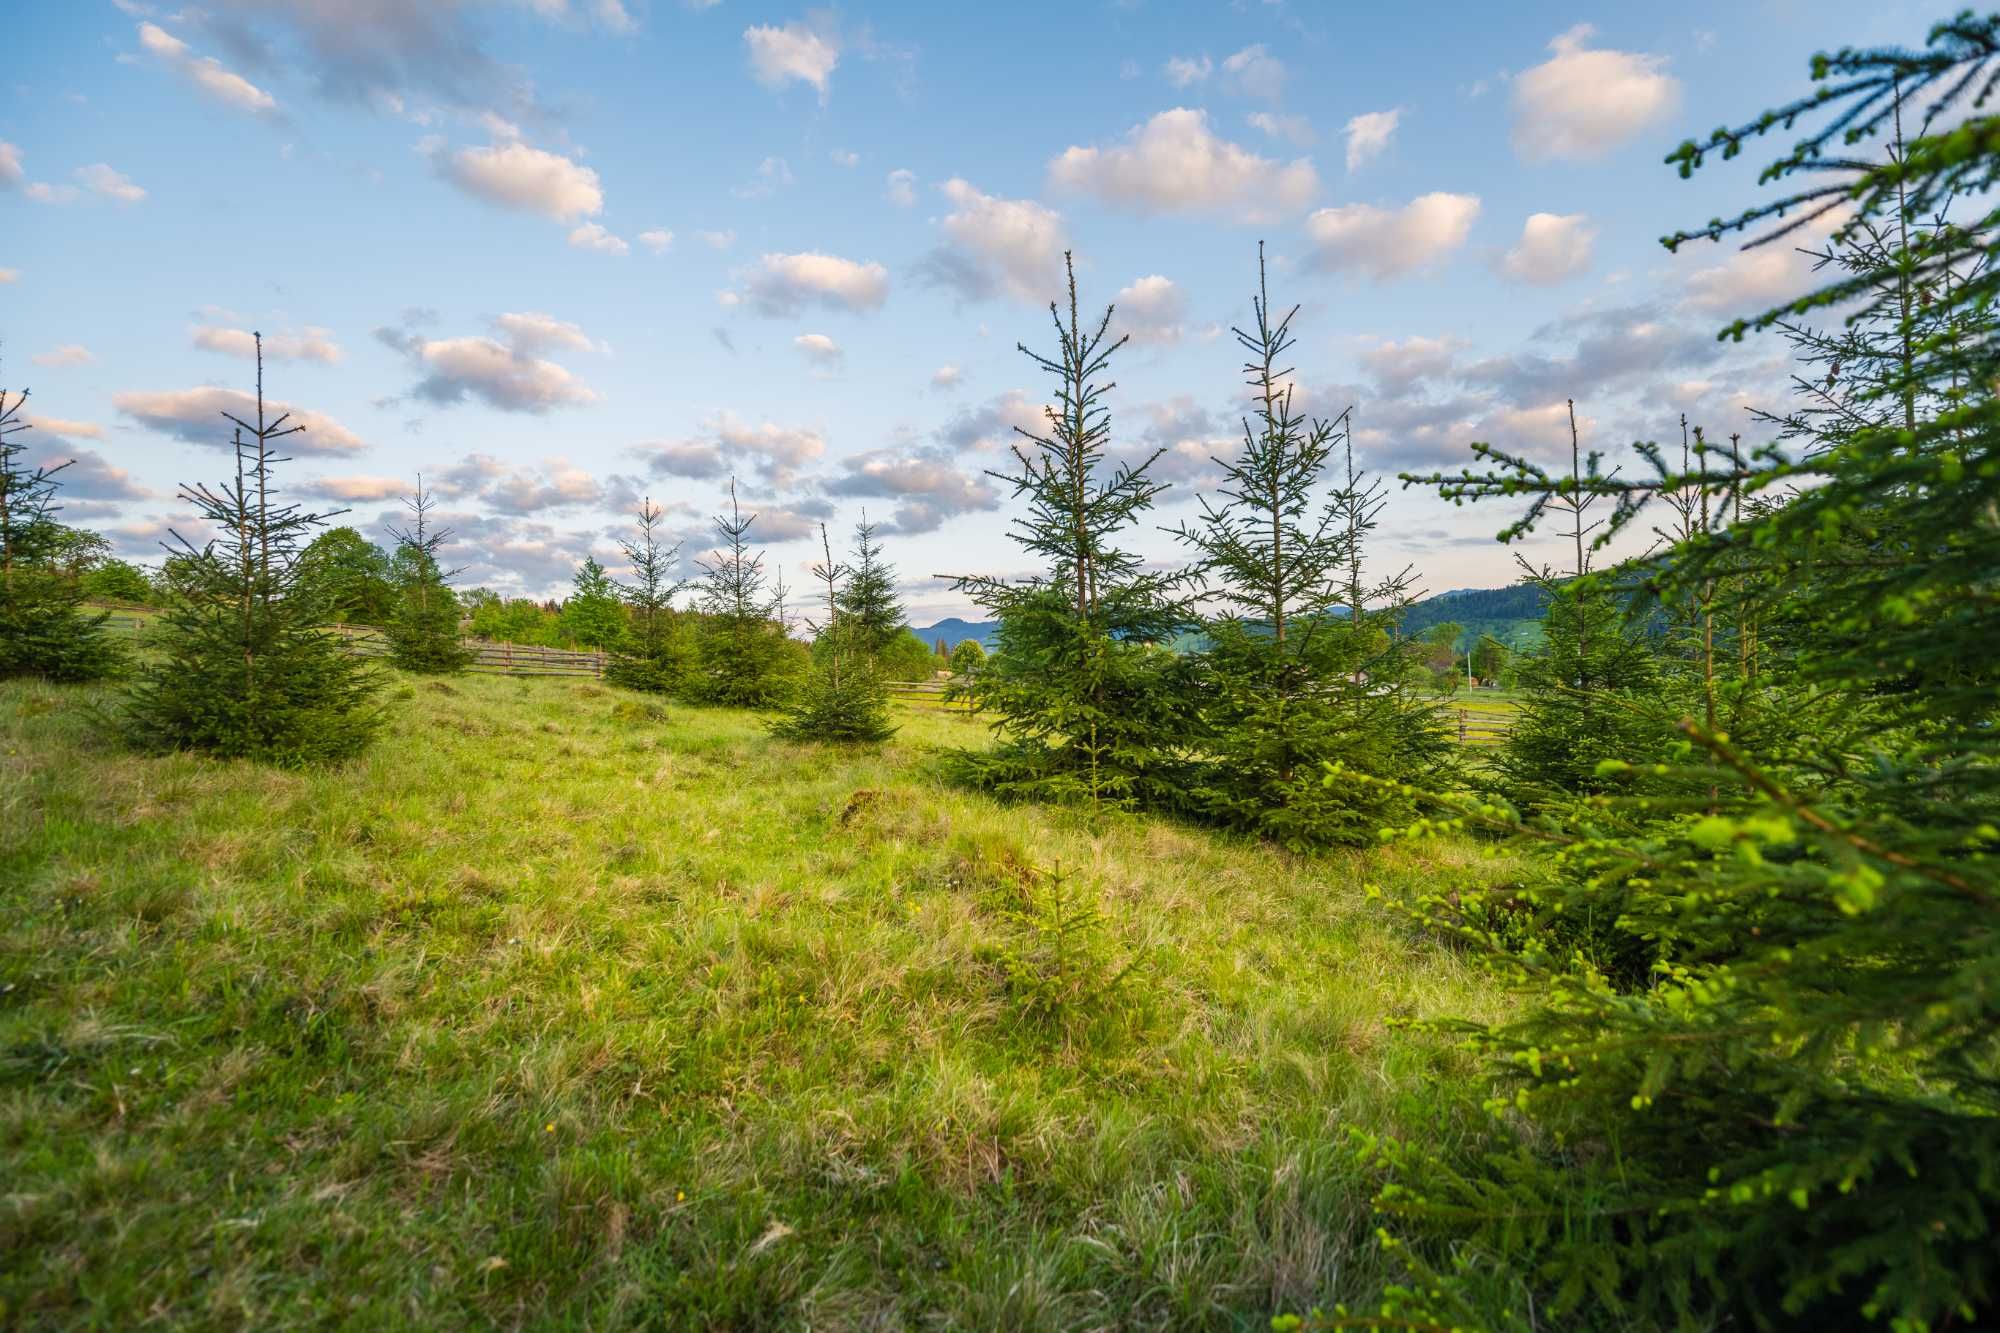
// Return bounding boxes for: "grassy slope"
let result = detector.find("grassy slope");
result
[1,672,1508,1330]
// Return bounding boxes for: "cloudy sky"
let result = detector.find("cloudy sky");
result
[4,0,1954,620]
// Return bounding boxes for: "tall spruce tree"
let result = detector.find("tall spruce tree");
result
[0,376,121,682]
[381,475,473,674]
[769,522,896,743]
[1175,245,1442,846]
[693,479,802,708]
[833,512,904,656]
[604,496,691,695]
[1361,21,2000,1328]
[122,336,379,764]
[948,252,1197,810]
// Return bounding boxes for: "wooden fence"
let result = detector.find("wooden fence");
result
[100,613,609,680]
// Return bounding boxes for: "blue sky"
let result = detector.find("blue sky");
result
[3,0,1960,621]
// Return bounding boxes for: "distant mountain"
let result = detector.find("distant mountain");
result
[914,585,1548,655]
[909,617,1001,649]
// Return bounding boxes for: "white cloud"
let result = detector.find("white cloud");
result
[1344,108,1400,172]
[737,251,890,317]
[192,326,343,363]
[567,221,630,255]
[1512,25,1680,163]
[709,410,826,483]
[1304,192,1482,280]
[411,337,597,411]
[136,21,278,115]
[824,448,999,534]
[0,141,21,189]
[794,332,843,368]
[432,139,603,221]
[77,164,146,204]
[1357,335,1464,392]
[303,474,409,501]
[25,183,81,205]
[638,228,673,253]
[1247,111,1314,146]
[1219,45,1285,102]
[483,457,604,514]
[23,414,105,440]
[831,148,860,167]
[1499,212,1595,285]
[744,20,839,101]
[31,344,96,368]
[732,155,794,199]
[492,311,595,355]
[1681,243,1817,313]
[1111,275,1188,346]
[1163,55,1211,87]
[698,229,736,250]
[1048,108,1317,221]
[114,386,366,454]
[0,269,17,285]
[885,167,917,206]
[930,365,964,391]
[923,177,1068,304]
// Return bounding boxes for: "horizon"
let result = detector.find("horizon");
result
[5,0,1956,621]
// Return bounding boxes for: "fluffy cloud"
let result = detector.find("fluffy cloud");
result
[744,20,839,100]
[824,448,999,534]
[114,386,366,454]
[1357,335,1465,393]
[736,251,889,317]
[638,228,673,253]
[378,311,599,412]
[27,161,146,206]
[34,446,153,500]
[1048,109,1317,221]
[1304,192,1481,279]
[483,457,604,514]
[1511,25,1680,163]
[192,325,342,362]
[918,177,1067,305]
[1344,108,1400,172]
[301,474,409,502]
[567,221,630,255]
[1680,243,1818,314]
[1163,55,1211,87]
[931,364,964,391]
[1111,275,1188,346]
[0,140,21,189]
[794,332,844,369]
[31,344,95,368]
[1499,212,1595,285]
[634,411,827,486]
[432,138,603,221]
[136,20,278,114]
[885,168,917,206]
[938,389,1047,454]
[1219,45,1285,102]
[698,229,735,250]
[1247,111,1314,146]
[79,164,147,203]
[23,414,105,442]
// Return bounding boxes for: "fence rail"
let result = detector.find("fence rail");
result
[102,614,611,679]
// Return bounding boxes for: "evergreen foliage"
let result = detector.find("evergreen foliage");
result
[0,379,122,682]
[121,337,379,765]
[692,480,804,708]
[294,527,396,624]
[604,497,692,696]
[381,476,473,674]
[556,557,628,651]
[1369,23,2000,1327]
[832,514,905,657]
[949,253,1199,811]
[769,522,896,743]
[1176,246,1451,847]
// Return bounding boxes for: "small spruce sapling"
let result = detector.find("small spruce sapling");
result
[382,475,473,674]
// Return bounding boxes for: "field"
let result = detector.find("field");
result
[1,671,1513,1330]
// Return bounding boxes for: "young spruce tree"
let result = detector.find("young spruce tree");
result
[123,336,379,764]
[832,512,904,656]
[693,479,802,708]
[604,497,692,695]
[949,253,1197,810]
[1355,22,2000,1329]
[382,475,473,674]
[1176,245,1442,846]
[0,376,121,681]
[769,522,896,743]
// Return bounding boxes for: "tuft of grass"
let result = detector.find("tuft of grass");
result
[1,673,1510,1328]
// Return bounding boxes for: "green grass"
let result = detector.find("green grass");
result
[1,672,1510,1329]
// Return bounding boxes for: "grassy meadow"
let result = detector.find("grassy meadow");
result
[1,670,1514,1329]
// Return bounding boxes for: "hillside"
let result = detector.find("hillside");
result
[1,673,1510,1327]
[917,583,1547,655]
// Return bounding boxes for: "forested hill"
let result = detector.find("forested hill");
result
[914,583,1550,653]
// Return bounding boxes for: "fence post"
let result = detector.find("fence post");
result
[1458,709,1467,744]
